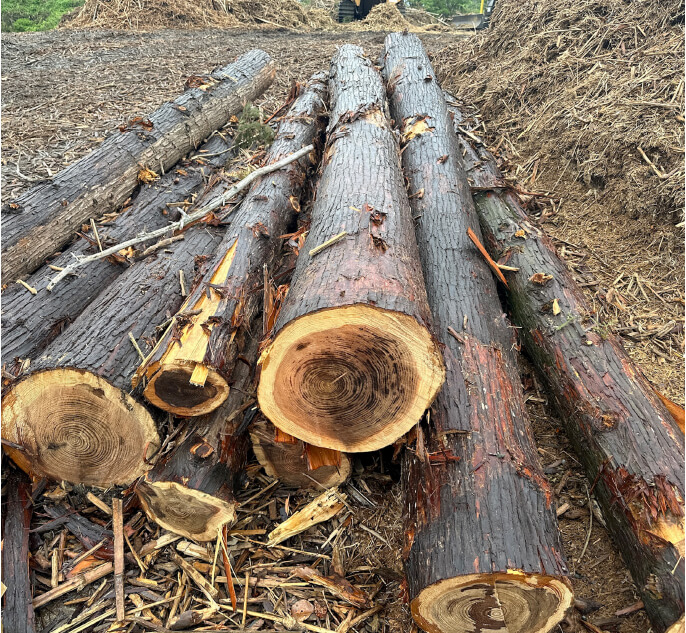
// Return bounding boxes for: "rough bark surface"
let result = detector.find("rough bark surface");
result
[2,49,274,283]
[2,223,226,486]
[257,45,444,453]
[136,329,258,541]
[1,467,36,633]
[449,101,685,632]
[1,133,235,368]
[383,33,570,633]
[134,73,328,416]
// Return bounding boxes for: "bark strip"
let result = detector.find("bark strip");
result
[2,49,275,283]
[448,98,685,632]
[257,44,445,453]
[383,33,571,633]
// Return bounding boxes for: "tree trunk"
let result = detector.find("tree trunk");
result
[250,417,351,489]
[447,100,685,632]
[134,73,329,417]
[1,467,36,633]
[257,45,445,453]
[1,49,275,284]
[1,132,235,370]
[136,329,258,542]
[2,223,226,488]
[382,33,572,633]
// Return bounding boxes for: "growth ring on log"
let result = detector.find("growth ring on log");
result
[136,480,236,542]
[258,304,445,453]
[411,572,573,633]
[1,369,159,487]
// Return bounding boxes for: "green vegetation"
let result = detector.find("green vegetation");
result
[234,104,275,151]
[408,0,481,17]
[2,0,83,32]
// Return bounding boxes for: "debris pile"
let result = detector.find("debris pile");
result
[433,0,685,221]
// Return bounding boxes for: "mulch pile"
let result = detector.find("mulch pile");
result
[432,0,685,221]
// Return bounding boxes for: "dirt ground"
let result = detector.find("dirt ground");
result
[1,26,680,633]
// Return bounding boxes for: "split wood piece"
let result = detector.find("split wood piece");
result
[33,562,114,609]
[1,468,36,633]
[267,487,346,546]
[42,504,115,559]
[383,33,572,633]
[294,566,369,608]
[2,225,227,487]
[448,101,685,633]
[134,72,329,417]
[1,49,275,283]
[258,45,445,452]
[250,417,351,489]
[136,329,257,542]
[1,132,235,368]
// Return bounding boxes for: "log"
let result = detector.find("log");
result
[134,73,329,417]
[1,467,36,633]
[382,33,572,633]
[2,221,227,487]
[447,101,685,632]
[250,417,351,489]
[257,45,445,453]
[135,329,256,542]
[1,132,236,369]
[1,49,275,284]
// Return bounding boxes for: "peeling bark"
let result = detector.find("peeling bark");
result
[449,101,685,632]
[2,49,275,283]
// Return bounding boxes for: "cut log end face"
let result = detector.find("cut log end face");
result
[411,573,573,633]
[2,368,159,487]
[136,480,236,542]
[258,304,444,453]
[144,361,229,417]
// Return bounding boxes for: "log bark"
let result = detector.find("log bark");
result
[1,132,235,369]
[134,73,329,417]
[250,417,351,489]
[257,45,445,453]
[2,222,227,487]
[1,49,275,284]
[136,329,258,542]
[382,33,572,633]
[447,100,685,632]
[1,467,36,633]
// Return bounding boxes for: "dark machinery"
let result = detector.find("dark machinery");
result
[337,0,405,23]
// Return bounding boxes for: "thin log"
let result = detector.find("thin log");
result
[1,467,36,633]
[250,417,351,489]
[383,33,572,633]
[2,49,275,283]
[257,45,445,453]
[2,221,227,487]
[1,132,235,369]
[448,100,685,633]
[133,73,328,417]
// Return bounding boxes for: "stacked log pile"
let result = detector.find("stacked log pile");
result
[2,38,684,633]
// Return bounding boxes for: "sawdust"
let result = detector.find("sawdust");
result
[433,0,685,222]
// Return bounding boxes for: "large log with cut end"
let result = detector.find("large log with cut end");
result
[383,33,572,633]
[133,73,329,417]
[136,330,257,542]
[1,49,275,284]
[250,417,351,489]
[1,132,235,369]
[448,101,685,632]
[257,45,445,453]
[1,467,36,633]
[1,224,226,487]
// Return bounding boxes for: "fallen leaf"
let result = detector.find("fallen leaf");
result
[138,167,159,184]
[289,195,301,213]
[291,600,314,622]
[514,229,526,238]
[530,272,554,285]
[552,298,561,315]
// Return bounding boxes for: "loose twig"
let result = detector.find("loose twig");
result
[47,145,314,290]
